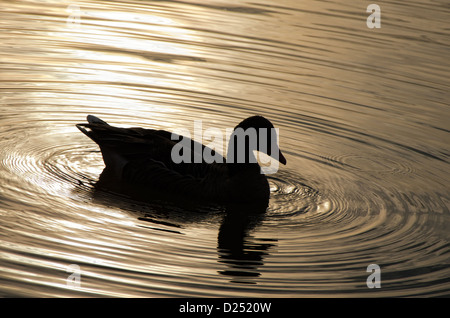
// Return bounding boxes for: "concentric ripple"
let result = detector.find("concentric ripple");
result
[0,0,449,297]
[267,171,324,217]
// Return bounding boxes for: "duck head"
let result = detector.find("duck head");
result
[226,116,287,169]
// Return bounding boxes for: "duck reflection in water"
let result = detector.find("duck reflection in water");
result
[77,115,285,282]
[217,204,277,282]
[92,180,277,282]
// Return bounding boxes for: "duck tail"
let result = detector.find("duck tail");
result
[75,115,109,143]
[76,115,127,177]
[87,115,109,126]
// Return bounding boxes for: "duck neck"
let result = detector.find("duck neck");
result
[226,130,260,176]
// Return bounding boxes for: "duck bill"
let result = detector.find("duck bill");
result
[269,148,286,165]
[277,149,287,165]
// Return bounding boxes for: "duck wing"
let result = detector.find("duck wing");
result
[121,156,227,203]
[76,116,228,202]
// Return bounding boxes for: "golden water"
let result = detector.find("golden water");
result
[0,0,449,297]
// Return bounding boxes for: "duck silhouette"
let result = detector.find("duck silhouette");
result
[76,115,286,210]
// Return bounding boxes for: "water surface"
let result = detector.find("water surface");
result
[0,0,449,297]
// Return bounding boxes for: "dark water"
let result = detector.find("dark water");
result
[0,0,449,297]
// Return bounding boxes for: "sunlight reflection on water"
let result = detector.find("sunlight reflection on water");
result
[0,0,449,297]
